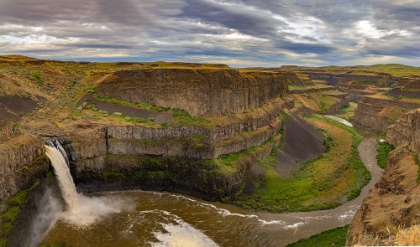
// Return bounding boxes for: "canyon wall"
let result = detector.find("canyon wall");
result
[353,96,420,132]
[94,69,288,117]
[0,135,48,202]
[297,70,398,87]
[387,109,420,151]
[347,109,420,246]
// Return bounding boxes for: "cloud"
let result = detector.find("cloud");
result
[0,0,418,66]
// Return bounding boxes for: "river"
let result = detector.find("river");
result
[325,115,353,127]
[42,128,382,247]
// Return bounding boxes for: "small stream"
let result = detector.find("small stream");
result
[42,121,382,247]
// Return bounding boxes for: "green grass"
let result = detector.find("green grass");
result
[102,171,127,180]
[286,225,349,247]
[123,116,154,125]
[96,96,166,110]
[217,135,278,168]
[95,95,211,127]
[40,242,72,247]
[413,152,420,183]
[171,108,210,127]
[30,70,44,86]
[336,102,357,121]
[375,131,386,139]
[377,142,394,169]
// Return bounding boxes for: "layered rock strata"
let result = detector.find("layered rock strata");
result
[63,98,287,186]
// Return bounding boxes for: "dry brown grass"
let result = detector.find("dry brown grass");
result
[352,224,420,246]
[394,225,420,246]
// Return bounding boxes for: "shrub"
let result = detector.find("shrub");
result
[30,70,44,86]
[377,142,394,169]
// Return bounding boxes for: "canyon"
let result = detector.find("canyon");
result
[1,56,420,246]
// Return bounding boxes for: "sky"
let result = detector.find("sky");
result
[0,0,419,67]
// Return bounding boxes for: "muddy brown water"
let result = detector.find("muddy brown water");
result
[42,134,382,247]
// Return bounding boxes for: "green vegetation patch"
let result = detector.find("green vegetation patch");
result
[30,70,44,86]
[97,96,169,112]
[413,152,420,183]
[171,108,210,127]
[336,102,357,121]
[94,95,211,128]
[286,225,349,247]
[377,141,394,169]
[0,180,40,246]
[40,242,72,247]
[101,154,228,195]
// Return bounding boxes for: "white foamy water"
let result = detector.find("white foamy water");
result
[169,194,286,226]
[152,210,219,247]
[283,222,305,230]
[45,145,133,226]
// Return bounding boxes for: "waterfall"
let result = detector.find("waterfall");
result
[45,144,80,214]
[44,140,133,226]
[45,139,70,166]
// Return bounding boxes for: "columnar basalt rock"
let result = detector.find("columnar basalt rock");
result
[67,99,286,172]
[62,126,107,177]
[0,135,48,202]
[93,69,288,117]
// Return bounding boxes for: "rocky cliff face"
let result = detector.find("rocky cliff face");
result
[63,125,107,178]
[387,109,420,151]
[0,135,48,202]
[353,96,420,132]
[63,98,287,180]
[347,109,420,246]
[94,69,288,117]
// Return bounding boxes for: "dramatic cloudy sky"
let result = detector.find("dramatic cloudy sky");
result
[0,0,419,67]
